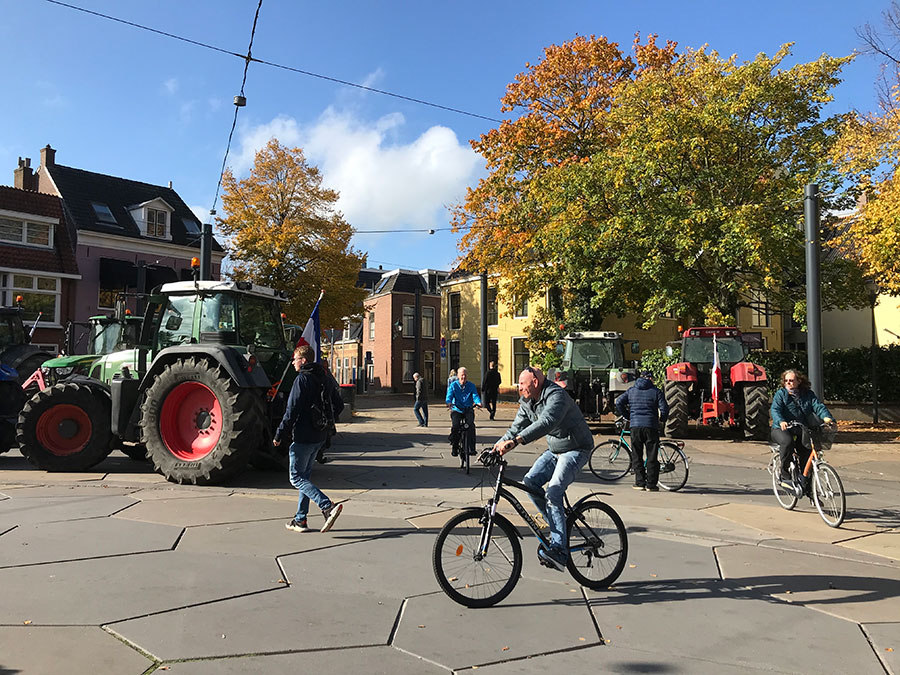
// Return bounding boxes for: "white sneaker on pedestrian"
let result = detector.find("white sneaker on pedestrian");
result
[320,503,343,532]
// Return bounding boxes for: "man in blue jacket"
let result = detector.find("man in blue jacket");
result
[493,366,594,571]
[446,366,481,456]
[274,345,345,533]
[615,370,669,492]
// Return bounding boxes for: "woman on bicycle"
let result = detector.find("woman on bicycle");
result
[446,366,481,457]
[771,369,834,484]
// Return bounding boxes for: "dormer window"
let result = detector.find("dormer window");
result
[92,202,117,225]
[147,208,168,238]
[0,214,55,249]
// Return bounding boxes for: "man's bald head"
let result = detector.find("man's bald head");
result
[517,366,544,400]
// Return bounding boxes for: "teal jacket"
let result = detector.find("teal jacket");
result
[502,379,593,454]
[770,387,831,430]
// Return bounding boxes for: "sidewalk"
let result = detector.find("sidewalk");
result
[0,395,897,674]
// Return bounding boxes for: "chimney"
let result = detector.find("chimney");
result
[14,157,36,191]
[40,144,56,168]
[167,180,173,188]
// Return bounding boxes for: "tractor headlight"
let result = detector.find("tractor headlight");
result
[55,366,73,377]
[41,366,50,376]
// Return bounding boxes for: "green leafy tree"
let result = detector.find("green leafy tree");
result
[456,36,867,327]
[218,139,367,328]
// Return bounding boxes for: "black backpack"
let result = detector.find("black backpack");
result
[309,375,335,433]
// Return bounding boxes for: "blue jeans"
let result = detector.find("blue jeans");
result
[414,401,428,426]
[524,448,590,555]
[289,441,333,522]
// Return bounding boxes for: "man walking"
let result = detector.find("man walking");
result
[493,366,594,571]
[274,345,345,532]
[413,372,429,427]
[482,360,501,420]
[615,370,668,491]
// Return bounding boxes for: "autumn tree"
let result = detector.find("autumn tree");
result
[456,35,866,328]
[218,139,367,328]
[832,2,900,294]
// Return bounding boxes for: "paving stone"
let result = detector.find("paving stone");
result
[395,582,598,670]
[0,517,181,566]
[0,550,283,624]
[705,502,879,542]
[177,512,411,557]
[616,503,770,543]
[474,644,774,674]
[759,535,900,568]
[114,494,293,526]
[839,529,900,563]
[0,626,151,674]
[108,586,400,661]
[0,484,137,497]
[160,646,448,674]
[591,532,719,586]
[716,544,900,624]
[864,622,899,674]
[0,494,138,530]
[585,588,882,673]
[280,530,439,598]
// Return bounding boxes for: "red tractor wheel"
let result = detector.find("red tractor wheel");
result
[664,380,690,438]
[141,358,264,484]
[16,382,113,470]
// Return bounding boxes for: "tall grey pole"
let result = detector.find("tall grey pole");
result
[804,184,823,398]
[414,284,421,379]
[480,271,489,387]
[871,294,879,423]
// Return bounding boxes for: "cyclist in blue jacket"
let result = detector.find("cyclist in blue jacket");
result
[615,370,669,491]
[446,366,481,456]
[771,369,833,484]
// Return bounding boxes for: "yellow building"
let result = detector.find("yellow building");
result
[440,273,784,395]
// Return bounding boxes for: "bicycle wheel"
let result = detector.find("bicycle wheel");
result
[771,455,797,510]
[588,440,631,481]
[657,443,688,492]
[566,500,628,590]
[432,510,522,608]
[812,462,846,528]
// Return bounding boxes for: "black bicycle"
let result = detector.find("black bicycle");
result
[432,449,628,608]
[450,407,478,474]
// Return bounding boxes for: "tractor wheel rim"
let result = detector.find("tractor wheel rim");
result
[35,403,92,456]
[159,382,222,460]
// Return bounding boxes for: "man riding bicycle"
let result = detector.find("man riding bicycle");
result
[493,366,594,571]
[446,366,481,457]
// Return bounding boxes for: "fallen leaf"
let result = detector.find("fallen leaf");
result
[502,646,509,651]
[887,648,894,652]
[650,573,657,577]
[23,620,31,625]
[277,579,287,584]
[221,634,226,639]
[449,577,458,582]
[617,626,622,630]
[785,590,792,594]
[604,639,611,644]
[418,625,426,628]
[629,564,636,568]
[578,637,586,641]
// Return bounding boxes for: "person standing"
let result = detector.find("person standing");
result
[492,366,594,571]
[413,372,429,427]
[446,369,458,390]
[482,360,501,420]
[615,370,668,491]
[274,345,345,533]
[446,366,481,456]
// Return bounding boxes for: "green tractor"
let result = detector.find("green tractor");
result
[558,331,640,420]
[17,280,294,483]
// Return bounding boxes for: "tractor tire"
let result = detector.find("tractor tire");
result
[141,357,264,485]
[742,384,770,441]
[0,381,27,454]
[16,382,113,470]
[664,380,690,438]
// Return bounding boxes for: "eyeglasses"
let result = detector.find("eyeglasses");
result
[784,378,796,382]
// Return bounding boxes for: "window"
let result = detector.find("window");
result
[368,312,375,341]
[422,306,435,338]
[424,351,435,390]
[92,202,117,225]
[487,287,498,325]
[751,290,771,328]
[514,297,528,318]
[1,273,60,325]
[98,285,118,310]
[155,294,197,348]
[402,305,416,337]
[513,338,530,381]
[147,208,168,238]
[0,217,54,249]
[449,340,460,372]
[402,350,415,382]
[182,217,201,235]
[449,293,461,330]
[488,339,499,366]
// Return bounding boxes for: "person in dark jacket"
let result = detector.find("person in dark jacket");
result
[413,372,429,427]
[482,361,501,420]
[770,369,833,484]
[615,370,669,491]
[274,345,345,533]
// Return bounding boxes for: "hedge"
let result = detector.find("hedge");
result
[639,345,900,404]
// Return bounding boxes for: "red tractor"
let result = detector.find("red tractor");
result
[663,327,769,440]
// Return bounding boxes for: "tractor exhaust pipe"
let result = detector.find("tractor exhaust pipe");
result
[200,222,213,281]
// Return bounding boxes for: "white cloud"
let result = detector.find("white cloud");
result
[163,78,179,95]
[231,109,481,233]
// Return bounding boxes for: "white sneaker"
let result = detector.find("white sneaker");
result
[320,503,343,533]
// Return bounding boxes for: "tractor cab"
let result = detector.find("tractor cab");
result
[560,331,639,419]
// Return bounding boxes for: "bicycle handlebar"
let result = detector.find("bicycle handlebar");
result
[479,449,504,467]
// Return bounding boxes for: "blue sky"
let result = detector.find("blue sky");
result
[0,1,889,274]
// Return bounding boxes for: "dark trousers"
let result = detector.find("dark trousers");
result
[483,391,498,419]
[414,401,428,426]
[631,427,660,487]
[771,427,810,476]
[449,408,476,453]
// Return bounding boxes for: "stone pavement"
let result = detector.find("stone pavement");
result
[0,395,898,674]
